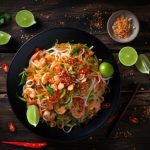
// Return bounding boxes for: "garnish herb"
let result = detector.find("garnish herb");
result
[16,93,25,102]
[61,97,72,106]
[70,47,80,56]
[19,72,26,86]
[60,89,66,99]
[0,12,12,26]
[68,114,80,126]
[46,85,54,96]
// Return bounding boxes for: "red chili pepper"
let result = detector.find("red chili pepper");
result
[101,102,111,109]
[0,63,9,73]
[129,116,139,124]
[75,97,84,105]
[50,91,60,101]
[79,66,90,74]
[2,141,48,149]
[7,121,16,133]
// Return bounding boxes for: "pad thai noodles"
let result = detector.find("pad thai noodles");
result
[19,42,111,133]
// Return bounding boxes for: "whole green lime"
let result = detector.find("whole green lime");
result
[16,10,36,28]
[99,62,114,78]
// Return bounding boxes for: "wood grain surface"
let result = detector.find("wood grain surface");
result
[0,0,150,150]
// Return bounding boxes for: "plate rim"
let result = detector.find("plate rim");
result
[7,27,121,141]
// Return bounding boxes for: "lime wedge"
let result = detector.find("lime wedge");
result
[135,54,150,74]
[15,10,36,28]
[99,62,114,78]
[26,105,40,127]
[0,31,11,45]
[118,47,138,66]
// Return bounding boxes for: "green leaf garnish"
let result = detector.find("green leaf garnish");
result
[19,72,26,86]
[46,85,54,96]
[68,114,80,126]
[70,47,80,56]
[16,93,25,102]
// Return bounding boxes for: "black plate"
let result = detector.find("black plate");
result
[7,27,120,141]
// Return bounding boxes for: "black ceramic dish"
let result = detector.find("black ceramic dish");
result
[7,27,120,141]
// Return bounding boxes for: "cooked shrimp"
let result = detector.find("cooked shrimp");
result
[71,104,85,119]
[47,100,54,110]
[88,100,100,113]
[31,51,41,61]
[41,72,51,85]
[54,105,66,114]
[43,110,56,121]
[39,57,46,67]
[23,88,35,98]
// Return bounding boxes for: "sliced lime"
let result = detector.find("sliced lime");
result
[99,62,114,78]
[0,31,11,45]
[15,10,36,28]
[118,47,138,66]
[135,54,150,74]
[26,105,40,127]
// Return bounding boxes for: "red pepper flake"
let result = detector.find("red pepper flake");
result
[129,116,139,124]
[90,11,103,31]
[107,113,116,124]
[7,121,16,133]
[0,63,9,73]
[34,48,40,53]
[101,102,111,109]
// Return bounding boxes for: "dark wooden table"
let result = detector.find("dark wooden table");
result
[0,0,150,150]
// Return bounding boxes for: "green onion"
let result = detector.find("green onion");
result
[68,114,80,126]
[47,67,54,76]
[16,93,25,102]
[66,123,74,128]
[69,71,76,75]
[36,94,44,100]
[60,89,66,99]
[88,94,93,102]
[19,72,26,86]
[94,55,98,61]
[70,47,80,56]
[61,97,72,106]
[83,44,89,49]
[46,85,54,96]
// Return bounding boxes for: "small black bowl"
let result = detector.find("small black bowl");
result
[7,27,120,141]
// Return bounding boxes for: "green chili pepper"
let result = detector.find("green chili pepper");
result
[16,93,25,102]
[19,72,26,86]
[70,47,80,56]
[68,114,80,126]
[46,85,54,96]
[60,89,66,99]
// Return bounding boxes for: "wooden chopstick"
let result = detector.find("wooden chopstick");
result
[106,83,141,138]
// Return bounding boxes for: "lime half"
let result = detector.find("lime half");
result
[118,47,138,66]
[0,31,11,45]
[135,54,150,74]
[26,105,40,127]
[16,10,36,28]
